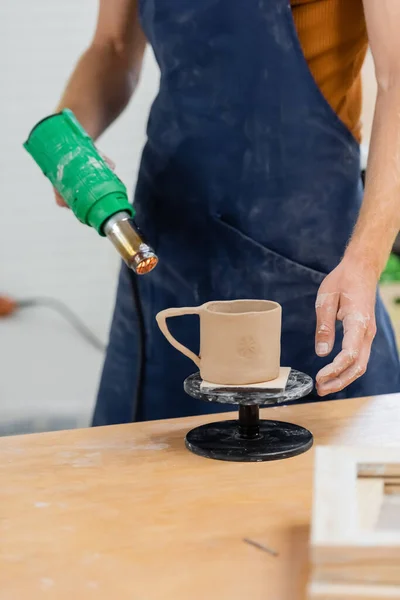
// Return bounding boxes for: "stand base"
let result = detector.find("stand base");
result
[185,419,313,462]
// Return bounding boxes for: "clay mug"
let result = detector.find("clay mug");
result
[156,299,282,385]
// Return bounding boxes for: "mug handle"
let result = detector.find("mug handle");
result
[156,307,201,368]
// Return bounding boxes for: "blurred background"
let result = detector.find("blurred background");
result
[0,1,398,435]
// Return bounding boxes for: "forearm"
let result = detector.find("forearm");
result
[56,42,142,139]
[345,84,400,276]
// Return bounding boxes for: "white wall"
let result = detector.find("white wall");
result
[0,2,377,434]
[361,49,377,166]
[0,1,159,432]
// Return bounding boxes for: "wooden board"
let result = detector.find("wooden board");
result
[309,446,400,599]
[309,581,400,599]
[1,394,400,600]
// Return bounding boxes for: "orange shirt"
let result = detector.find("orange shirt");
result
[291,0,368,142]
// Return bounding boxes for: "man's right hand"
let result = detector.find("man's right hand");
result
[52,0,146,208]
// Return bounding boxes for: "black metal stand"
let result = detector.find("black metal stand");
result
[183,370,314,463]
[239,405,260,439]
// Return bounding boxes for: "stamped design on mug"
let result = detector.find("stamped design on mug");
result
[237,335,258,359]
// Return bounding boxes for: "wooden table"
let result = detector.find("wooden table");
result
[1,395,400,600]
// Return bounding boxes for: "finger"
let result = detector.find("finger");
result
[315,292,339,356]
[317,338,371,396]
[316,312,368,385]
[100,152,116,171]
[55,190,68,208]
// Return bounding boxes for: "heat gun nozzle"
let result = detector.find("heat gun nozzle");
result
[135,255,159,275]
[103,212,158,275]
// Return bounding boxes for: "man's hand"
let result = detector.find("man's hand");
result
[314,257,378,396]
[52,0,146,208]
[53,153,115,208]
[314,0,400,397]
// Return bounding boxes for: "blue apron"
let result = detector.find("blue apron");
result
[93,0,400,425]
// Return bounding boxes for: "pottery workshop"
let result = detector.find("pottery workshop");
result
[1,1,400,598]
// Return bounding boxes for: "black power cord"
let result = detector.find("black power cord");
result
[17,297,106,353]
[126,267,146,422]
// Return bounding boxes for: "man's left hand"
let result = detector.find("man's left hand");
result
[314,256,378,396]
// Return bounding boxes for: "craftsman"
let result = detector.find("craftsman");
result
[53,0,400,423]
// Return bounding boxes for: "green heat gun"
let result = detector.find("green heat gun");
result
[24,109,158,275]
